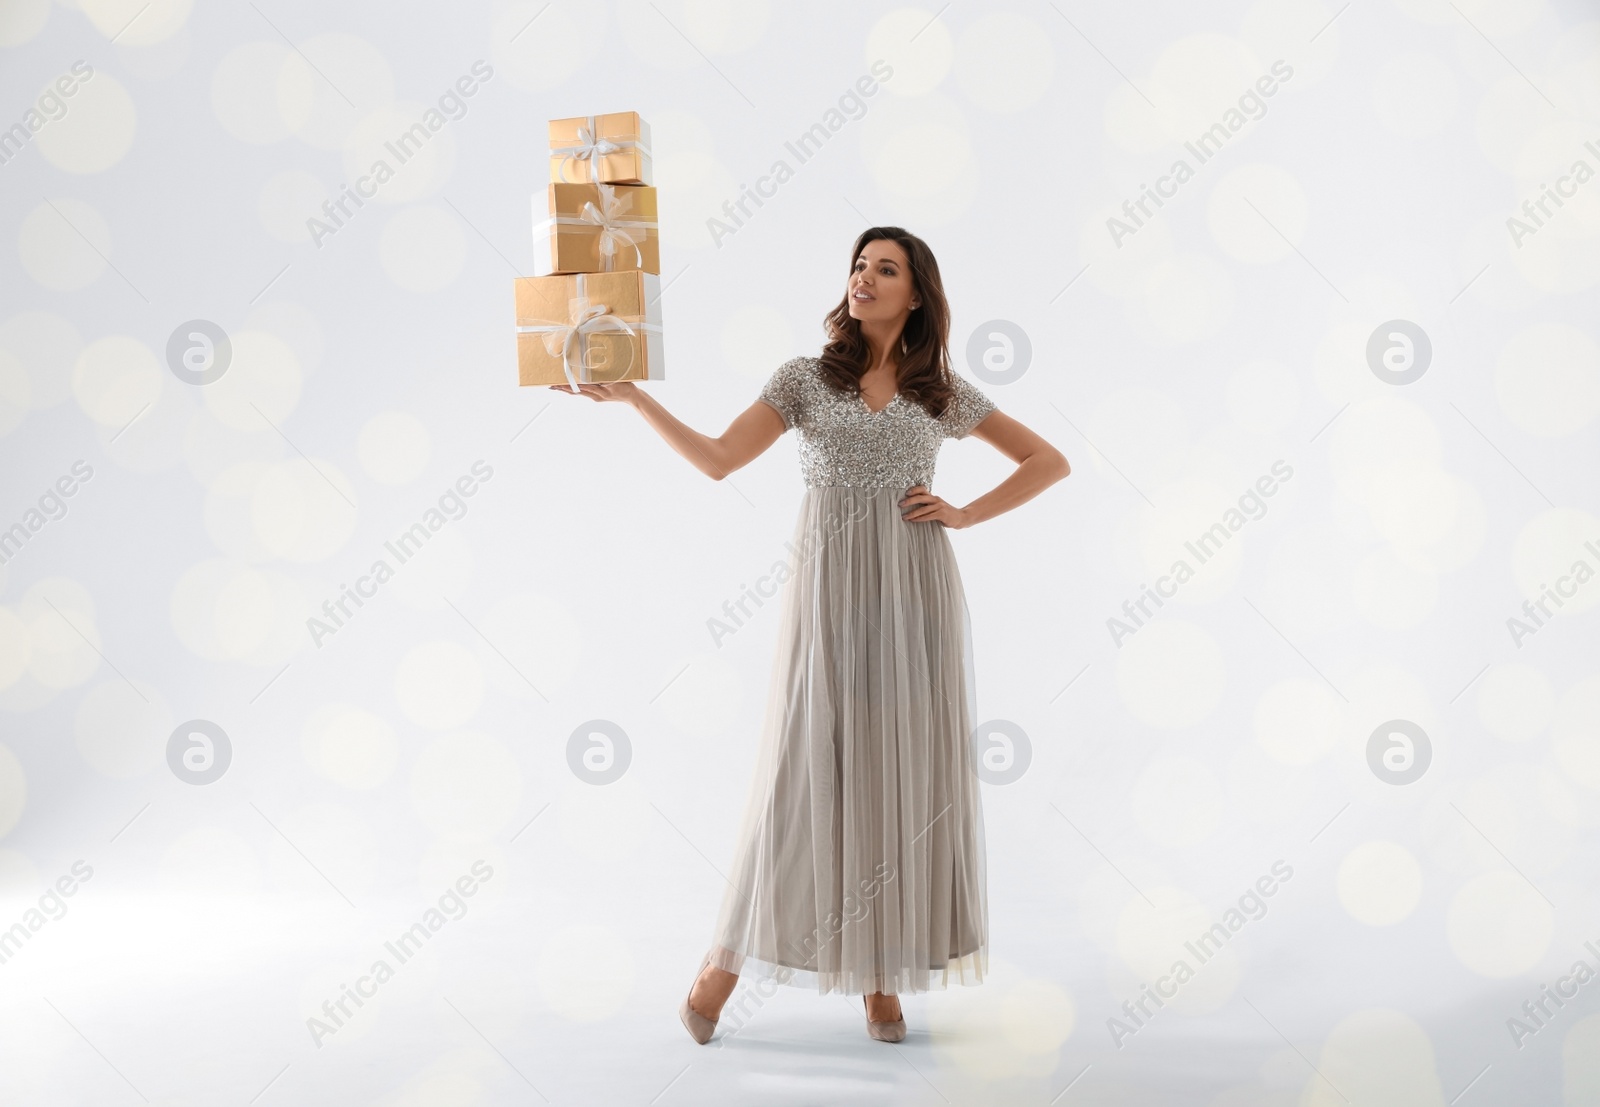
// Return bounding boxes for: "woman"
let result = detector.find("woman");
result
[554,226,1070,1043]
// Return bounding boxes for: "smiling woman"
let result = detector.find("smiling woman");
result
[549,224,1070,1043]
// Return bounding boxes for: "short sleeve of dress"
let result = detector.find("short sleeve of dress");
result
[758,357,810,431]
[940,374,997,439]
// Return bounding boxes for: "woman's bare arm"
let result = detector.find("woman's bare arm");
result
[954,410,1070,527]
[551,381,786,481]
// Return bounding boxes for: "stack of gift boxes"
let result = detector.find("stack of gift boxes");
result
[515,111,664,388]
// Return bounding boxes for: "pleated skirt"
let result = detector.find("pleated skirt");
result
[707,484,988,996]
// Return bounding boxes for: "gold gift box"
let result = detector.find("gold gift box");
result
[548,111,652,185]
[532,183,660,276]
[515,270,664,386]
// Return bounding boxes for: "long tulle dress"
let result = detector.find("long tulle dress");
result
[705,355,997,997]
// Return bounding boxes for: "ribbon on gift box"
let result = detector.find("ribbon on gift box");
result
[516,272,662,391]
[531,183,652,271]
[551,115,652,183]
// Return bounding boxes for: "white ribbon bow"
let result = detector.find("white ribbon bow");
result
[578,185,647,270]
[532,183,651,272]
[517,273,641,391]
[551,115,649,183]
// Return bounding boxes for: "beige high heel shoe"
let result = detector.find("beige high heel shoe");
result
[679,954,719,1044]
[863,993,906,1043]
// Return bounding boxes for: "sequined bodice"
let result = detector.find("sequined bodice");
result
[757,356,997,489]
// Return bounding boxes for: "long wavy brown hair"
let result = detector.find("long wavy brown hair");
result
[817,226,956,420]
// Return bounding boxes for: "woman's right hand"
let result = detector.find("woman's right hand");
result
[550,382,639,403]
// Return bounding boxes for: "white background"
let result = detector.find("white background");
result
[1,0,1598,1103]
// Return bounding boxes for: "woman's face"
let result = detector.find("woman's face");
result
[847,239,919,323]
